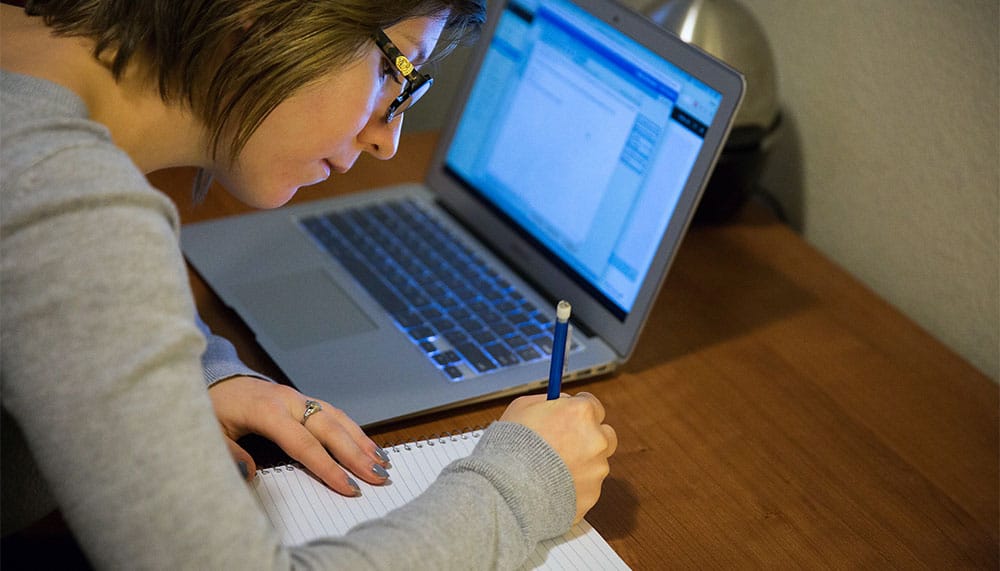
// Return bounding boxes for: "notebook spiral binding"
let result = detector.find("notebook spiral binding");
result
[382,425,486,452]
[262,464,297,474]
[256,426,487,475]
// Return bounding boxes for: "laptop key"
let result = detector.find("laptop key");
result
[457,317,484,333]
[430,317,456,333]
[394,311,423,328]
[454,286,477,301]
[519,323,543,337]
[533,335,554,355]
[491,322,515,337]
[433,350,461,366]
[472,329,497,345]
[485,343,520,367]
[448,307,471,320]
[407,326,434,341]
[477,309,503,325]
[505,334,529,348]
[335,253,408,314]
[507,311,530,324]
[516,345,542,362]
[454,342,497,372]
[421,307,442,320]
[401,287,430,308]
[443,330,469,345]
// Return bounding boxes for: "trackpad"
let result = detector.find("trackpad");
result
[230,269,376,350]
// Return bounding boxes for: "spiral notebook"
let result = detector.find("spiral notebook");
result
[252,429,629,570]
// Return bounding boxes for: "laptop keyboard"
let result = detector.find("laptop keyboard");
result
[301,199,559,381]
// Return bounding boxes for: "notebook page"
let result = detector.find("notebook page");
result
[252,431,629,570]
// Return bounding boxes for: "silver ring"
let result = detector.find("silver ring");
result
[301,400,323,425]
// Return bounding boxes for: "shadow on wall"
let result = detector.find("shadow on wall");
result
[757,109,805,231]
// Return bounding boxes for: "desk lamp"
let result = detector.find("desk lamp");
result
[644,0,782,223]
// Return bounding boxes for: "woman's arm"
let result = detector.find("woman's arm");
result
[2,135,592,570]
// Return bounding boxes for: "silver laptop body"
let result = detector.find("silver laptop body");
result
[181,0,745,427]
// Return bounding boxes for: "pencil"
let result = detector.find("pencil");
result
[547,300,571,400]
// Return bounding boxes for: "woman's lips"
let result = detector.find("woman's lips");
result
[324,159,348,175]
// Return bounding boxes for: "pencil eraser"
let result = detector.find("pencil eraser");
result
[556,300,572,321]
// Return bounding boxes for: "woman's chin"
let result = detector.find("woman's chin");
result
[223,181,300,210]
[252,189,299,209]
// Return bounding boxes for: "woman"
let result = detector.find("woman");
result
[0,0,618,569]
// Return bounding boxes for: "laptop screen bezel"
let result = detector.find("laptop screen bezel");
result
[425,0,745,360]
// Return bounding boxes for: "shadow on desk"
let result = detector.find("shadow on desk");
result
[625,219,818,374]
[587,476,641,541]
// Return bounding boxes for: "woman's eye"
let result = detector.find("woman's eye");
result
[381,61,402,85]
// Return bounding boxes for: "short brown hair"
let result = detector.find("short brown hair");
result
[25,0,485,160]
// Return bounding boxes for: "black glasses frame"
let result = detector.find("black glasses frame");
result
[372,29,434,123]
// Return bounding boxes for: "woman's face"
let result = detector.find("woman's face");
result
[214,16,447,209]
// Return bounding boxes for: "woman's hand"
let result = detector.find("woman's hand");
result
[499,391,618,523]
[208,376,390,496]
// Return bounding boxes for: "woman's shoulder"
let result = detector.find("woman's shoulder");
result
[1,71,174,233]
[2,70,117,171]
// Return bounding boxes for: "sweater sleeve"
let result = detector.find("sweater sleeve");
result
[290,421,576,570]
[194,312,274,386]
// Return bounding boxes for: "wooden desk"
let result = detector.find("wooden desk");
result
[150,131,998,568]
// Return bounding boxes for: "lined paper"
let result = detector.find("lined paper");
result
[252,430,629,570]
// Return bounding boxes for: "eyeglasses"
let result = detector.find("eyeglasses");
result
[372,28,434,123]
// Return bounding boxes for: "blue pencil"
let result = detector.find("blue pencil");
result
[547,300,572,400]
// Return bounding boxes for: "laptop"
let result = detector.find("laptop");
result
[181,0,745,428]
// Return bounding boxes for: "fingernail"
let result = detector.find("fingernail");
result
[237,461,249,480]
[372,463,389,478]
[347,477,362,496]
[375,447,390,463]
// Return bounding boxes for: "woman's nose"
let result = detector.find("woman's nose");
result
[358,111,402,161]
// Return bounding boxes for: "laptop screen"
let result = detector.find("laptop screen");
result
[444,0,722,319]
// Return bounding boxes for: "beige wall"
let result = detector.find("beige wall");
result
[716,0,998,381]
[406,0,999,380]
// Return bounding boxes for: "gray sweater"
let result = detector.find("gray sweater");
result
[0,70,575,570]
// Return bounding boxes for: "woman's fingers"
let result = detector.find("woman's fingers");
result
[314,401,392,468]
[209,377,391,496]
[223,435,256,482]
[602,423,618,457]
[572,391,606,423]
[297,401,391,485]
[265,395,390,489]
